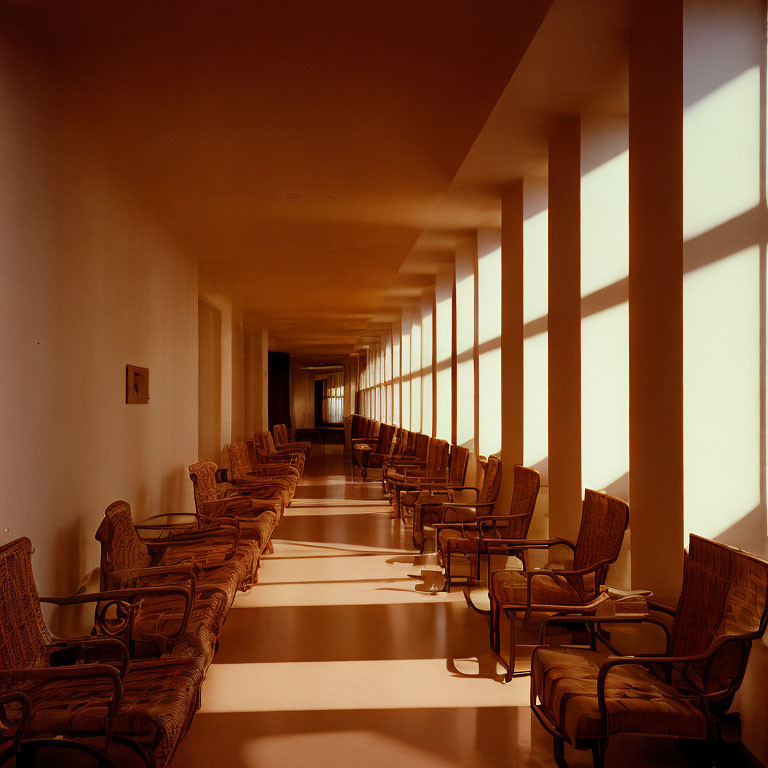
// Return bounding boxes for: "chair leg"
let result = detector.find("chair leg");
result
[505,609,517,681]
[554,736,569,768]
[443,551,451,591]
[591,741,606,768]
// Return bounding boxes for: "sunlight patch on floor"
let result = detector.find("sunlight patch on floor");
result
[200,658,526,713]
[239,730,466,768]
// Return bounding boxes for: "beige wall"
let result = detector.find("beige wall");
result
[292,366,316,430]
[0,21,198,595]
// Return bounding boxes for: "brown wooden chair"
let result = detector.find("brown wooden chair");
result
[489,489,629,680]
[273,423,312,456]
[435,464,540,589]
[380,428,411,492]
[390,438,450,520]
[226,440,298,507]
[254,431,306,475]
[412,454,502,552]
[189,460,280,553]
[383,432,429,497]
[531,534,768,768]
[398,443,470,525]
[0,537,205,767]
[96,500,248,615]
[366,423,398,469]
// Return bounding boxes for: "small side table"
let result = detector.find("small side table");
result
[353,443,373,480]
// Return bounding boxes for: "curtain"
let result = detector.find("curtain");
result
[322,372,344,423]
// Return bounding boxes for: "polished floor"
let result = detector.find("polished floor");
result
[173,445,698,768]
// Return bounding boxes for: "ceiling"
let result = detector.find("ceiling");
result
[2,0,555,363]
[387,0,630,312]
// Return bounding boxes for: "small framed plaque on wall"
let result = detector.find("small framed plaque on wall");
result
[126,364,149,404]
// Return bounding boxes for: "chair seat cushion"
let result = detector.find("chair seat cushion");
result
[133,591,226,666]
[237,509,278,553]
[156,549,246,605]
[16,656,205,767]
[532,647,708,746]
[491,568,597,607]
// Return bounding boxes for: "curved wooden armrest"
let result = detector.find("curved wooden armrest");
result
[432,522,474,531]
[108,565,198,598]
[539,613,672,650]
[441,501,495,524]
[480,535,575,550]
[140,513,199,523]
[0,664,124,717]
[647,599,677,616]
[0,692,31,751]
[42,585,194,646]
[142,522,240,559]
[593,636,746,737]
[521,557,612,580]
[442,486,480,497]
[44,637,131,678]
[476,513,530,525]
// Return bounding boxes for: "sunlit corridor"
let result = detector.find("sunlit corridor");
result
[175,446,688,768]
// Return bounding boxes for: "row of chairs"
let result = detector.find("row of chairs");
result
[0,425,310,767]
[349,414,768,768]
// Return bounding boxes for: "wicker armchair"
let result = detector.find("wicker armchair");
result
[412,454,502,552]
[390,438,450,520]
[253,431,306,475]
[189,460,280,554]
[531,535,768,768]
[435,464,540,589]
[383,433,429,497]
[0,537,205,767]
[96,500,248,614]
[227,440,298,507]
[379,429,410,492]
[273,423,312,456]
[360,423,397,470]
[401,443,470,523]
[489,489,629,680]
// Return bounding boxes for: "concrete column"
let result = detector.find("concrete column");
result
[501,185,525,469]
[548,117,583,541]
[629,0,684,603]
[499,185,524,513]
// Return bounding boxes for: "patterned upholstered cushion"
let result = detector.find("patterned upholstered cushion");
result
[491,568,597,607]
[532,647,707,745]
[12,656,205,767]
[131,591,226,666]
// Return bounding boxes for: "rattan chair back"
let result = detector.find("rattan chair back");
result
[448,445,470,485]
[0,537,52,668]
[572,490,629,577]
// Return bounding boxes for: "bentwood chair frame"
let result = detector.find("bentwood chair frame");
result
[0,537,200,768]
[530,535,768,768]
[488,489,629,680]
[434,464,540,591]
[412,455,503,555]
